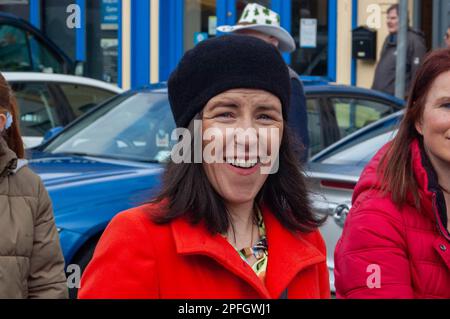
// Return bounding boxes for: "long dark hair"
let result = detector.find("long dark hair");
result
[378,48,450,209]
[150,121,326,235]
[0,72,24,158]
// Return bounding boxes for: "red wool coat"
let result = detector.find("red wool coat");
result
[335,139,450,299]
[78,204,330,299]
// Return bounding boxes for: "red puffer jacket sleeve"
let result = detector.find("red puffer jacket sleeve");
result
[78,211,159,299]
[334,197,414,299]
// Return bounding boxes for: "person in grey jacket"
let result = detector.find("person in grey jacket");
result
[0,72,68,299]
[372,4,427,97]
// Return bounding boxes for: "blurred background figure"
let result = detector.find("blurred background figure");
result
[372,4,427,97]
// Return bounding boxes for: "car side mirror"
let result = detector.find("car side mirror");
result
[333,204,351,228]
[43,126,64,143]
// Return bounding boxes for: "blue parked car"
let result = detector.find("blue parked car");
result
[28,83,404,297]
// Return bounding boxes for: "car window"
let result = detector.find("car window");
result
[58,83,117,117]
[330,98,394,137]
[319,129,398,166]
[28,33,63,73]
[315,113,400,166]
[11,82,62,137]
[45,93,177,163]
[307,98,323,156]
[0,24,31,71]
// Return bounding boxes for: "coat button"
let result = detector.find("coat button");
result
[439,244,447,252]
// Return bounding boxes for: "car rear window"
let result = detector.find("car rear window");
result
[319,129,398,166]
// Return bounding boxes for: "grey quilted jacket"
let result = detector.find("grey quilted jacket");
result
[0,137,67,298]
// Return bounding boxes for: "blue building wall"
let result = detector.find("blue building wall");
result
[26,0,340,89]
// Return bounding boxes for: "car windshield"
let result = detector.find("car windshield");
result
[43,92,177,163]
[314,116,401,166]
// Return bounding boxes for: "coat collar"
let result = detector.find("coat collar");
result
[0,137,17,180]
[171,205,325,298]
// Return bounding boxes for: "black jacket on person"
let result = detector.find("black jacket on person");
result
[288,67,310,162]
[372,29,427,97]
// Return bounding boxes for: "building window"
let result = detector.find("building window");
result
[290,0,328,77]
[86,0,119,84]
[43,0,76,61]
[183,0,216,52]
[0,1,29,20]
[42,0,119,83]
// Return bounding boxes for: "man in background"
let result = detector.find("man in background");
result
[372,4,427,97]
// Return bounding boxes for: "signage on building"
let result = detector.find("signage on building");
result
[101,0,119,30]
[101,38,118,84]
[208,16,217,36]
[300,18,317,48]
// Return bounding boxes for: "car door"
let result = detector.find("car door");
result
[306,96,341,157]
[10,81,65,148]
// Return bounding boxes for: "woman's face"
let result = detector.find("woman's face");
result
[416,70,450,166]
[201,89,284,207]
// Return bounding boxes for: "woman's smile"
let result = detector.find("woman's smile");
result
[225,159,261,176]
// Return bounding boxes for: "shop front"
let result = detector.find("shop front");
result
[0,0,337,89]
[159,0,337,85]
[0,0,119,85]
[2,0,449,90]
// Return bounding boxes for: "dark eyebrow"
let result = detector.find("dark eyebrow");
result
[434,97,450,104]
[255,105,282,113]
[209,102,239,109]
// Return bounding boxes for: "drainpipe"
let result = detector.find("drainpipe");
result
[395,0,408,99]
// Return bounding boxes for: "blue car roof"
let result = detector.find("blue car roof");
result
[303,84,404,105]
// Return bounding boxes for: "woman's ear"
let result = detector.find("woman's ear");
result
[0,113,6,132]
[415,119,423,136]
[269,36,280,49]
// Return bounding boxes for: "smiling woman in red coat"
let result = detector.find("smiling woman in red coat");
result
[334,49,450,299]
[78,35,330,299]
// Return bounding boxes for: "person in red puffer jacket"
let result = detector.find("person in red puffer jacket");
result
[335,48,450,299]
